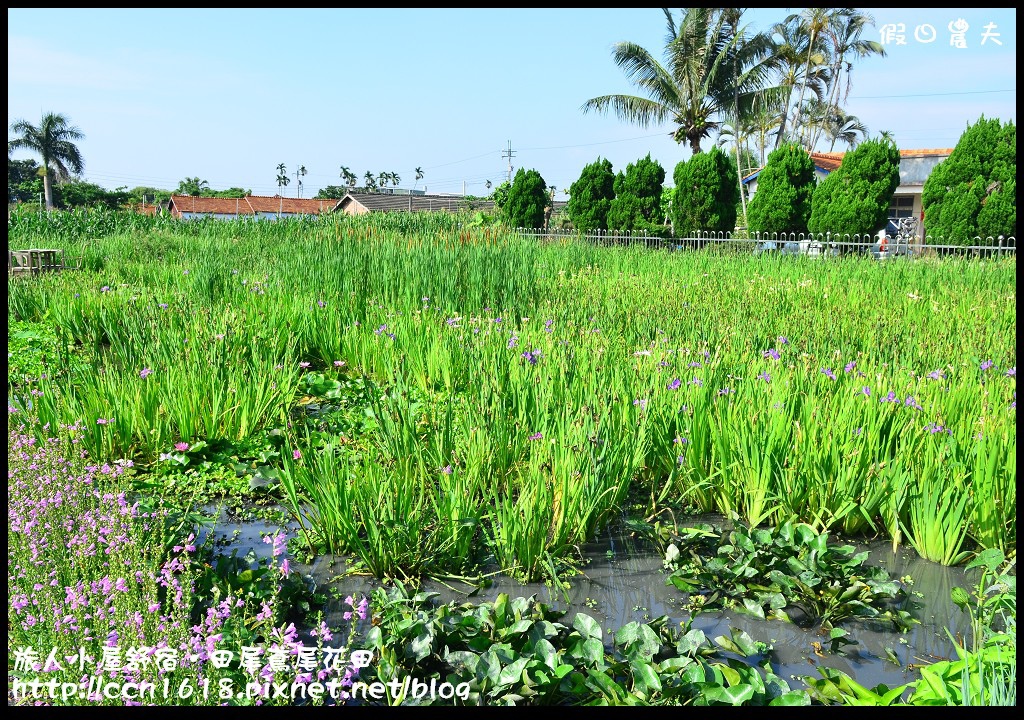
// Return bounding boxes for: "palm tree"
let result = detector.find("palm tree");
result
[339,166,357,190]
[413,167,424,192]
[716,8,777,222]
[364,171,377,192]
[582,8,761,156]
[8,112,85,210]
[787,8,833,147]
[176,177,210,196]
[766,17,829,150]
[390,172,401,189]
[295,164,307,197]
[276,163,290,195]
[809,10,886,150]
[823,110,868,151]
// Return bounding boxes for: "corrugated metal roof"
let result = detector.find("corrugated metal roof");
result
[167,195,340,216]
[339,192,496,213]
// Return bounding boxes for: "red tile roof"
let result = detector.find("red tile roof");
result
[745,148,954,181]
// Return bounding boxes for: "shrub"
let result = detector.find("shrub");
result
[566,157,615,232]
[745,143,816,236]
[807,138,900,238]
[671,146,739,237]
[606,154,665,233]
[501,169,548,229]
[922,116,1016,245]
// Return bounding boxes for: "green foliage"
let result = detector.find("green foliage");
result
[606,154,665,233]
[56,180,131,210]
[662,521,915,630]
[359,583,808,706]
[807,138,900,237]
[672,146,739,236]
[745,143,816,235]
[922,116,1016,245]
[8,157,43,203]
[502,168,549,229]
[491,180,512,212]
[315,185,350,200]
[567,157,616,231]
[126,186,172,205]
[7,321,61,385]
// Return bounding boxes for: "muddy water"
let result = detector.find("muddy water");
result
[199,506,979,693]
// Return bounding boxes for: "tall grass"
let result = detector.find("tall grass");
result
[8,210,1016,579]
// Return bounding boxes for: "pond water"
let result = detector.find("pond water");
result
[198,505,978,695]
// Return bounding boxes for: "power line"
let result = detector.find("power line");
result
[851,88,1015,99]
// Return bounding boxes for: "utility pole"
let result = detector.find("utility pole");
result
[502,140,516,183]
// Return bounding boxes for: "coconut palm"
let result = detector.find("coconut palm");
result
[581,8,768,155]
[8,112,85,210]
[364,171,377,192]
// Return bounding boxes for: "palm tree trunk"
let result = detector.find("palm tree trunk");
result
[793,27,818,148]
[43,170,54,211]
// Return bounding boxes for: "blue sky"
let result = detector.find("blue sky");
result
[7,8,1016,199]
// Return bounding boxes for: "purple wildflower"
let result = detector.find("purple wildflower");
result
[688,360,703,368]
[927,369,945,380]
[174,442,189,452]
[690,378,703,387]
[633,398,649,410]
[299,361,310,369]
[334,360,345,367]
[544,319,554,333]
[853,427,863,436]
[717,387,732,396]
[821,368,837,381]
[1005,367,1016,377]
[763,348,780,361]
[374,324,388,336]
[101,286,111,293]
[861,386,871,397]
[158,303,168,309]
[667,378,682,390]
[757,371,771,383]
[677,455,685,467]
[508,334,519,349]
[980,360,994,371]
[440,465,453,475]
[844,361,856,373]
[778,336,789,345]
[528,432,543,441]
[880,391,899,404]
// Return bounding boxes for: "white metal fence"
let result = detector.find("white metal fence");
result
[515,228,1016,258]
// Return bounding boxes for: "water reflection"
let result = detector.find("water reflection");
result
[202,507,978,692]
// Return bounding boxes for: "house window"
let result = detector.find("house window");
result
[888,195,914,219]
[886,195,915,236]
